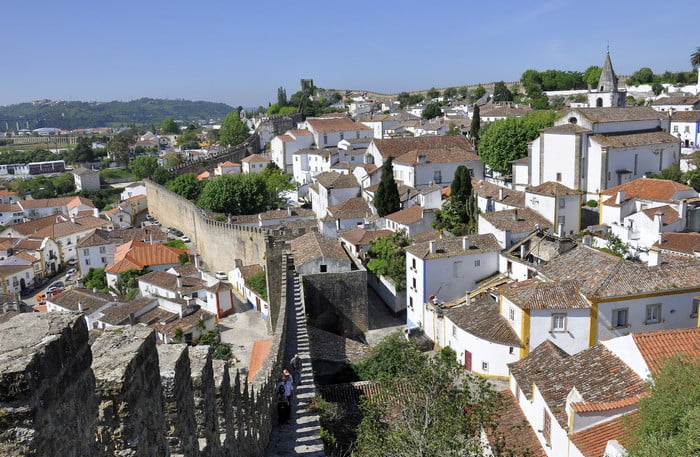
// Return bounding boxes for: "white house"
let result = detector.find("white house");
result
[293,147,340,185]
[670,110,700,150]
[392,147,483,189]
[308,171,361,219]
[301,117,373,150]
[270,128,314,173]
[45,288,119,329]
[511,157,529,190]
[289,231,353,275]
[528,107,679,199]
[405,234,501,328]
[230,263,270,318]
[524,182,581,236]
[241,154,271,174]
[651,95,700,112]
[72,168,101,191]
[120,182,147,201]
[383,205,435,238]
[319,197,372,238]
[0,264,34,293]
[471,179,525,213]
[478,208,553,249]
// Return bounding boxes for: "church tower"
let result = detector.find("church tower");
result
[588,51,626,108]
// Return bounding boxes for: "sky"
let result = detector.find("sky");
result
[1,0,698,108]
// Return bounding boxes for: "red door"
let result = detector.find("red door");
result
[464,350,472,371]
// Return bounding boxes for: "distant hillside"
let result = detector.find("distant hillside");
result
[0,98,234,131]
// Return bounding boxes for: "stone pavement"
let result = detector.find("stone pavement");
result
[217,293,269,378]
[266,274,325,457]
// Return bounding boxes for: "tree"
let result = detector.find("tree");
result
[628,67,655,86]
[277,87,287,107]
[151,166,173,185]
[692,46,700,68]
[160,118,180,134]
[366,231,410,290]
[422,102,442,120]
[197,173,268,215]
[219,110,250,146]
[128,156,159,180]
[353,333,510,457]
[107,129,136,166]
[446,123,461,136]
[261,163,295,208]
[167,173,203,201]
[176,128,200,149]
[397,92,411,109]
[478,111,557,174]
[625,354,700,457]
[457,86,470,99]
[583,65,602,88]
[353,332,426,381]
[73,137,95,163]
[245,270,267,300]
[426,87,440,99]
[492,81,513,102]
[470,104,481,145]
[443,87,457,99]
[374,157,400,217]
[84,267,108,293]
[652,82,664,96]
[473,85,486,101]
[433,165,478,235]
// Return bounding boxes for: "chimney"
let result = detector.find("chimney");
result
[77,302,83,312]
[615,190,626,205]
[679,200,687,221]
[92,287,97,293]
[520,243,527,259]
[462,237,470,250]
[128,313,135,325]
[654,210,664,234]
[429,241,436,254]
[648,247,661,267]
[194,254,200,269]
[498,188,504,201]
[287,207,292,216]
[558,222,564,237]
[70,215,75,223]
[93,208,99,217]
[465,291,471,305]
[512,210,518,221]
[582,235,592,246]
[176,273,182,289]
[179,307,183,318]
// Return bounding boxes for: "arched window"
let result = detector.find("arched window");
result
[568,117,577,124]
[596,98,603,107]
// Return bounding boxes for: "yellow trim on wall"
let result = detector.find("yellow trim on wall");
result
[520,310,530,358]
[475,372,509,380]
[595,287,700,303]
[589,300,598,347]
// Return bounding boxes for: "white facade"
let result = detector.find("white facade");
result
[525,190,581,236]
[78,243,116,277]
[270,131,314,173]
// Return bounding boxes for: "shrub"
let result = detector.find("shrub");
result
[586,199,598,207]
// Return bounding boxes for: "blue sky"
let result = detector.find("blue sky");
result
[1,0,698,108]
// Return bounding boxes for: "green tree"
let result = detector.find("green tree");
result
[649,165,683,183]
[692,46,700,68]
[176,128,200,149]
[128,156,159,180]
[245,270,267,300]
[196,330,232,360]
[197,173,268,215]
[261,163,295,208]
[478,111,557,174]
[374,157,401,217]
[583,65,602,88]
[73,137,95,163]
[433,165,478,235]
[107,129,136,166]
[422,102,442,120]
[167,173,203,201]
[160,118,180,134]
[625,354,700,457]
[446,123,461,136]
[397,92,411,109]
[277,86,288,107]
[520,69,542,88]
[353,332,426,381]
[366,230,410,290]
[219,110,250,146]
[652,82,664,96]
[84,267,108,293]
[470,104,481,145]
[426,87,440,99]
[628,67,655,86]
[353,334,510,457]
[492,81,513,102]
[473,85,486,101]
[443,87,457,99]
[151,167,173,185]
[457,86,470,99]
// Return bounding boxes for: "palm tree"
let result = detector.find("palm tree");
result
[691,47,700,68]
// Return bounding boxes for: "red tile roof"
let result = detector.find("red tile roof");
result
[384,205,426,225]
[527,181,580,196]
[306,118,372,133]
[486,391,546,457]
[601,178,694,203]
[632,327,700,374]
[248,339,273,382]
[654,232,700,255]
[105,240,187,273]
[569,411,637,457]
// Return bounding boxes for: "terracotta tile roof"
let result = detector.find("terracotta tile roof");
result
[78,226,168,249]
[277,134,294,142]
[248,338,273,382]
[487,391,546,457]
[372,136,474,159]
[168,264,200,277]
[327,197,371,220]
[308,325,371,363]
[479,208,552,233]
[288,128,312,136]
[241,154,270,163]
[471,179,525,207]
[406,233,501,259]
[0,264,32,278]
[480,104,534,118]
[47,288,115,313]
[592,129,679,148]
[105,240,187,273]
[573,107,667,123]
[384,205,428,225]
[0,190,17,198]
[12,251,37,262]
[671,110,700,122]
[601,178,694,204]
[500,280,590,310]
[444,295,522,346]
[196,171,210,180]
[653,232,700,255]
[542,124,592,133]
[137,269,207,295]
[651,96,700,106]
[314,171,359,190]
[10,214,111,239]
[509,342,645,428]
[306,118,372,133]
[569,411,637,457]
[394,147,481,165]
[410,230,444,243]
[125,195,146,202]
[640,205,680,225]
[290,232,350,267]
[354,163,378,175]
[510,157,529,164]
[147,308,214,339]
[632,327,700,374]
[338,228,393,246]
[18,195,95,211]
[526,181,580,196]
[98,297,155,325]
[0,203,21,212]
[13,239,41,250]
[257,208,315,220]
[218,161,238,167]
[570,394,644,413]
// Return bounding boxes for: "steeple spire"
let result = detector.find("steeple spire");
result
[598,51,619,93]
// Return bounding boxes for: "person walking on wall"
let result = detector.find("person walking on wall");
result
[290,354,302,386]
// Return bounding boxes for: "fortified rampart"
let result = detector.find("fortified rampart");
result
[0,254,292,456]
[168,133,261,176]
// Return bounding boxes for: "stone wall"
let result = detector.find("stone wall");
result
[302,269,369,338]
[168,133,261,176]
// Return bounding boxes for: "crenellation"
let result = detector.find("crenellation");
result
[188,346,221,457]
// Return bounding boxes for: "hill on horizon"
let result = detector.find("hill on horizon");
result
[0,98,235,131]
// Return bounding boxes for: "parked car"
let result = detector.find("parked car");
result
[35,292,47,302]
[50,281,65,290]
[66,268,77,276]
[67,258,77,266]
[180,235,191,243]
[173,229,184,237]
[166,227,176,234]
[47,287,62,296]
[215,271,228,281]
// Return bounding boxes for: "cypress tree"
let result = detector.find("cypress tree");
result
[374,157,401,216]
[470,104,481,148]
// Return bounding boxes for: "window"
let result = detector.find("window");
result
[634,154,638,175]
[340,133,344,140]
[412,277,416,290]
[673,125,679,133]
[543,410,552,444]
[509,346,514,355]
[434,170,442,183]
[556,172,562,182]
[323,134,327,145]
[509,308,515,321]
[99,246,106,254]
[559,198,565,208]
[101,257,106,263]
[452,324,457,337]
[83,249,89,256]
[85,259,90,265]
[612,308,629,328]
[557,215,566,226]
[646,304,661,324]
[474,259,481,267]
[411,258,416,270]
[481,361,489,372]
[320,265,327,273]
[551,313,566,332]
[692,299,699,318]
[409,297,413,309]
